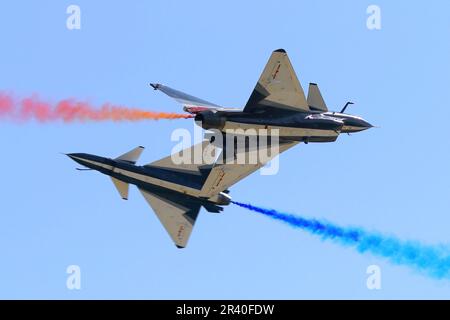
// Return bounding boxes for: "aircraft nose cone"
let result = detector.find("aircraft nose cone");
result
[66,153,89,167]
[341,118,373,133]
[66,152,110,171]
[67,153,81,160]
[360,119,373,129]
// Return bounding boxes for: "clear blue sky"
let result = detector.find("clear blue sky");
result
[1,0,450,299]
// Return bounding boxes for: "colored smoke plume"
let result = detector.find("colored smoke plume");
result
[232,201,450,279]
[0,91,192,122]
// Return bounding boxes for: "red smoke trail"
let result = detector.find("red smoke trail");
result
[0,91,193,122]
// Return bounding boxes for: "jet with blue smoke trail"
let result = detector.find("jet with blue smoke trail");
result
[232,201,450,280]
[67,139,298,248]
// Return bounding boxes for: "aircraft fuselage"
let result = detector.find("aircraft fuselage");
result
[67,153,231,211]
[194,108,372,143]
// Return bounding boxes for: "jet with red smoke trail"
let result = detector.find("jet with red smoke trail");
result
[0,92,192,122]
[151,48,373,143]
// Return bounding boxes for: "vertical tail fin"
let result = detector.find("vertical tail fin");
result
[115,146,144,164]
[111,146,145,200]
[307,83,328,112]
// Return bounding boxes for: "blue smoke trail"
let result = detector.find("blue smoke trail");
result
[232,201,450,279]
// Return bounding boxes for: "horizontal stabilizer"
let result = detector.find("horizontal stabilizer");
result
[150,83,222,109]
[111,177,129,200]
[115,146,144,164]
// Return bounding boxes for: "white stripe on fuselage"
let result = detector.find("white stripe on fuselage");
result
[70,156,114,171]
[71,156,202,197]
[223,122,339,137]
[324,112,363,120]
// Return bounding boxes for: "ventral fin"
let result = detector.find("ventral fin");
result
[111,177,129,200]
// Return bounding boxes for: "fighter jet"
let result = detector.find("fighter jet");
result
[151,49,372,144]
[67,139,295,248]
